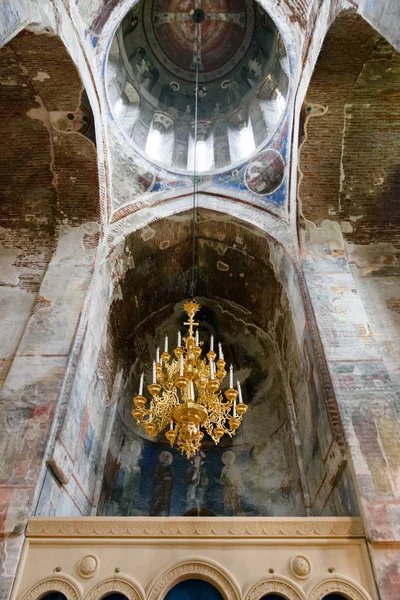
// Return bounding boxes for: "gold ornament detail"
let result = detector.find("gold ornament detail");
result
[132,302,248,459]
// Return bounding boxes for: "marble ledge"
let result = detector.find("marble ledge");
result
[26,517,364,539]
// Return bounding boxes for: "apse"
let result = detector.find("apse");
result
[100,297,305,517]
[95,209,359,518]
[106,0,288,173]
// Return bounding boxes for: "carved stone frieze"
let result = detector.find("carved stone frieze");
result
[308,578,373,600]
[147,560,240,600]
[20,578,80,600]
[26,517,364,539]
[85,579,142,600]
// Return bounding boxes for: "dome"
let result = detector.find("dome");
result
[107,0,289,174]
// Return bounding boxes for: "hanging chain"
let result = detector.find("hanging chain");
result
[189,13,200,300]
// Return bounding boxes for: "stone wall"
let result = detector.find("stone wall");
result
[0,31,100,599]
[298,10,400,598]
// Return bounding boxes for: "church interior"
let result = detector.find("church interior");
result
[0,1,399,600]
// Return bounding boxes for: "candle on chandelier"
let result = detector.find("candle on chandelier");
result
[236,380,242,417]
[139,372,144,396]
[180,353,184,376]
[153,360,157,383]
[210,334,214,351]
[152,361,156,383]
[195,329,199,346]
[210,360,214,380]
[178,331,181,347]
[164,335,168,353]
[237,379,243,403]
[229,364,233,388]
[170,420,174,431]
[156,347,160,364]
[218,342,224,360]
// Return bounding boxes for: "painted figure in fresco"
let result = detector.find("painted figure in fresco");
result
[220,450,243,515]
[149,451,174,516]
[221,79,241,105]
[129,47,159,92]
[159,83,176,108]
[118,439,142,514]
[124,16,139,37]
[245,149,285,196]
[185,451,209,512]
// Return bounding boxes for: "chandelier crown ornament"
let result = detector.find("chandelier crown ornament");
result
[132,302,248,459]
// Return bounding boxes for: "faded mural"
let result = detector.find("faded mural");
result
[99,299,307,517]
[106,0,291,214]
[99,422,305,517]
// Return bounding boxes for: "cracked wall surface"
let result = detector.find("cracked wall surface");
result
[0,31,100,600]
[299,10,400,599]
[0,1,400,600]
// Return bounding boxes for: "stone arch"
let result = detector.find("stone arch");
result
[107,194,292,253]
[85,577,145,600]
[146,559,241,600]
[245,576,305,600]
[20,576,81,600]
[308,577,373,600]
[95,203,358,518]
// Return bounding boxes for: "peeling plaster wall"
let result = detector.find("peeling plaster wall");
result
[43,208,357,520]
[0,31,100,599]
[298,11,400,598]
[0,1,400,599]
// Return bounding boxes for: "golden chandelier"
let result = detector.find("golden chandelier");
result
[132,301,248,459]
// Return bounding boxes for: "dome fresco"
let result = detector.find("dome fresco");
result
[107,0,289,173]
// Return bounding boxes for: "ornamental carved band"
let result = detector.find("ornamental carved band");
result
[246,579,304,600]
[308,579,372,600]
[84,580,142,600]
[21,578,80,600]
[147,562,240,600]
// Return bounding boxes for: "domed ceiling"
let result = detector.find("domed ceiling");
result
[107,0,289,174]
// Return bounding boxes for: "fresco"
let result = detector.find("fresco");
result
[100,432,305,517]
[98,299,309,518]
[245,149,285,195]
[98,394,305,516]
[106,0,289,178]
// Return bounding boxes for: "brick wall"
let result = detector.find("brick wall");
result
[0,31,100,599]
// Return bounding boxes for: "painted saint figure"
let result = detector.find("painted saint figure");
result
[149,451,174,516]
[220,450,242,515]
[185,451,209,512]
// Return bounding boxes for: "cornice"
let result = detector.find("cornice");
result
[26,517,364,539]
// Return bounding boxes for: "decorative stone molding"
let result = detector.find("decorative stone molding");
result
[245,576,306,600]
[290,555,311,580]
[308,577,373,600]
[26,517,364,539]
[77,555,99,579]
[85,578,143,600]
[147,559,240,600]
[20,577,81,600]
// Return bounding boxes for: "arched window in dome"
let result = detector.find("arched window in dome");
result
[164,579,224,600]
[322,595,348,600]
